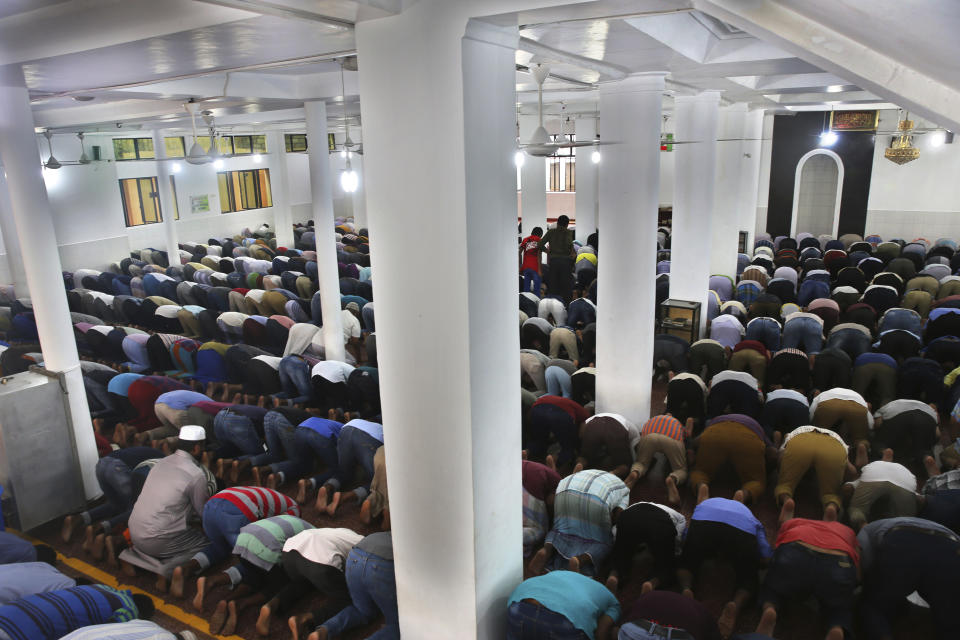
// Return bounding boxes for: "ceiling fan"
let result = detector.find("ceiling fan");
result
[41,130,97,169]
[329,58,363,157]
[519,64,615,157]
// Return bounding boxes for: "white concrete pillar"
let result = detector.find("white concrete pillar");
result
[351,153,367,231]
[595,72,667,426]
[712,103,749,278]
[151,129,180,267]
[0,66,99,498]
[519,114,548,236]
[574,116,598,244]
[755,112,775,239]
[737,109,764,252]
[304,101,346,362]
[267,129,295,249]
[356,8,521,638]
[0,166,28,293]
[670,91,721,337]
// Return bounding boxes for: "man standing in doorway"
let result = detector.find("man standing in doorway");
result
[520,227,543,296]
[539,215,575,303]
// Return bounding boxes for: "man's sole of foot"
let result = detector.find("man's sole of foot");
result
[256,604,272,636]
[823,503,839,522]
[89,533,105,561]
[61,516,77,543]
[529,548,550,575]
[568,556,580,573]
[81,525,95,554]
[193,577,206,611]
[696,484,709,504]
[665,476,680,505]
[360,498,373,524]
[605,576,618,593]
[288,616,300,640]
[105,537,120,568]
[266,473,279,491]
[718,602,737,638]
[325,492,342,517]
[251,466,263,487]
[296,479,310,504]
[170,566,185,599]
[757,607,777,636]
[222,601,238,636]
[641,581,654,595]
[210,601,227,635]
[779,498,796,525]
[315,486,329,512]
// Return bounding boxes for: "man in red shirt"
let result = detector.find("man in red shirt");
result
[759,499,859,640]
[526,395,591,472]
[519,227,543,296]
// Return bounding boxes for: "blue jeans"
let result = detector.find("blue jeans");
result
[214,409,264,459]
[195,499,250,569]
[326,426,380,501]
[880,308,922,334]
[825,328,871,359]
[84,378,116,418]
[545,367,572,398]
[521,269,541,296]
[782,316,823,354]
[320,547,398,639]
[276,356,312,405]
[295,427,340,489]
[507,601,588,640]
[85,457,135,530]
[362,305,375,332]
[246,411,299,469]
[310,291,324,326]
[745,317,781,351]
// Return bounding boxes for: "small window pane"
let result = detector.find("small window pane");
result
[136,138,155,159]
[258,169,272,207]
[217,173,232,213]
[120,179,143,225]
[218,136,234,155]
[139,177,159,222]
[233,136,252,154]
[113,139,137,161]
[164,137,185,158]
[196,136,211,153]
[285,134,307,152]
[252,135,267,154]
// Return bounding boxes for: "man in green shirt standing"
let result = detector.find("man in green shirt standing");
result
[539,215,576,303]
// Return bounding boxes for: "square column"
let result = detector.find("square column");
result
[595,72,667,426]
[267,129,295,248]
[150,129,181,266]
[0,65,99,498]
[712,103,751,278]
[519,114,548,235]
[356,7,521,638]
[0,167,28,293]
[737,109,765,251]
[304,100,346,362]
[574,116,598,244]
[669,91,721,337]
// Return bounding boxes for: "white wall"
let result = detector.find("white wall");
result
[865,109,960,240]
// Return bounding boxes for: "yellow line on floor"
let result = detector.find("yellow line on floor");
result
[8,528,242,640]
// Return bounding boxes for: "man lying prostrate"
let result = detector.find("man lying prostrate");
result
[507,571,619,640]
[0,584,155,640]
[0,562,75,605]
[60,620,197,640]
[0,532,56,566]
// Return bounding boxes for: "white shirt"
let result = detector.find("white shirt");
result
[312,360,355,384]
[874,399,938,424]
[342,309,361,342]
[781,426,848,451]
[60,620,176,640]
[252,355,283,370]
[283,528,364,570]
[246,289,266,302]
[538,298,567,326]
[217,311,249,328]
[154,304,182,318]
[849,460,917,493]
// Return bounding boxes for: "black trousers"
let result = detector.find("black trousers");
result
[666,377,706,431]
[681,520,760,594]
[546,256,573,303]
[608,503,677,585]
[278,550,351,620]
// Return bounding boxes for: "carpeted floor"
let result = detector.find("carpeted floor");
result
[26,379,936,639]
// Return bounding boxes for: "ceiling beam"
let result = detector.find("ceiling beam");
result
[694,0,960,132]
[517,36,628,81]
[192,0,354,29]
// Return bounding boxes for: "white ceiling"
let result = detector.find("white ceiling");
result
[0,0,955,139]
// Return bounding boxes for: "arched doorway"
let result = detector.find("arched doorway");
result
[790,149,844,238]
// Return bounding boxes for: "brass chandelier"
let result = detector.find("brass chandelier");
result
[884,114,920,165]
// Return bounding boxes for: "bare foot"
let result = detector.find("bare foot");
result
[718,601,738,638]
[230,459,250,484]
[925,455,941,478]
[288,613,314,640]
[529,545,552,575]
[296,479,310,504]
[215,458,229,480]
[823,503,839,522]
[193,576,206,611]
[81,524,96,553]
[825,626,844,640]
[210,600,228,635]
[309,629,329,640]
[779,498,795,525]
[682,588,694,599]
[773,430,783,448]
[572,462,584,474]
[756,606,777,636]
[170,566,185,598]
[624,471,639,489]
[641,581,654,594]
[315,485,329,512]
[696,483,709,505]
[360,497,373,524]
[733,489,745,503]
[222,600,239,636]
[232,393,243,404]
[855,442,868,468]
[266,473,279,491]
[256,395,268,409]
[545,454,556,471]
[521,449,528,460]
[251,465,264,487]
[105,536,121,569]
[666,476,680,505]
[882,447,894,462]
[61,515,81,543]
[605,575,618,593]
[568,555,580,573]
[89,532,106,560]
[326,491,342,517]
[256,603,272,636]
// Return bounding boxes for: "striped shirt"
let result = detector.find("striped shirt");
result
[60,620,176,640]
[522,488,549,557]
[546,470,629,564]
[210,487,299,522]
[641,415,685,441]
[0,585,138,640]
[233,515,314,572]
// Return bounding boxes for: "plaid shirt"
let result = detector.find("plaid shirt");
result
[546,470,629,564]
[522,488,549,557]
[923,469,960,494]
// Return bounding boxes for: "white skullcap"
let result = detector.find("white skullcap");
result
[178,425,206,442]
